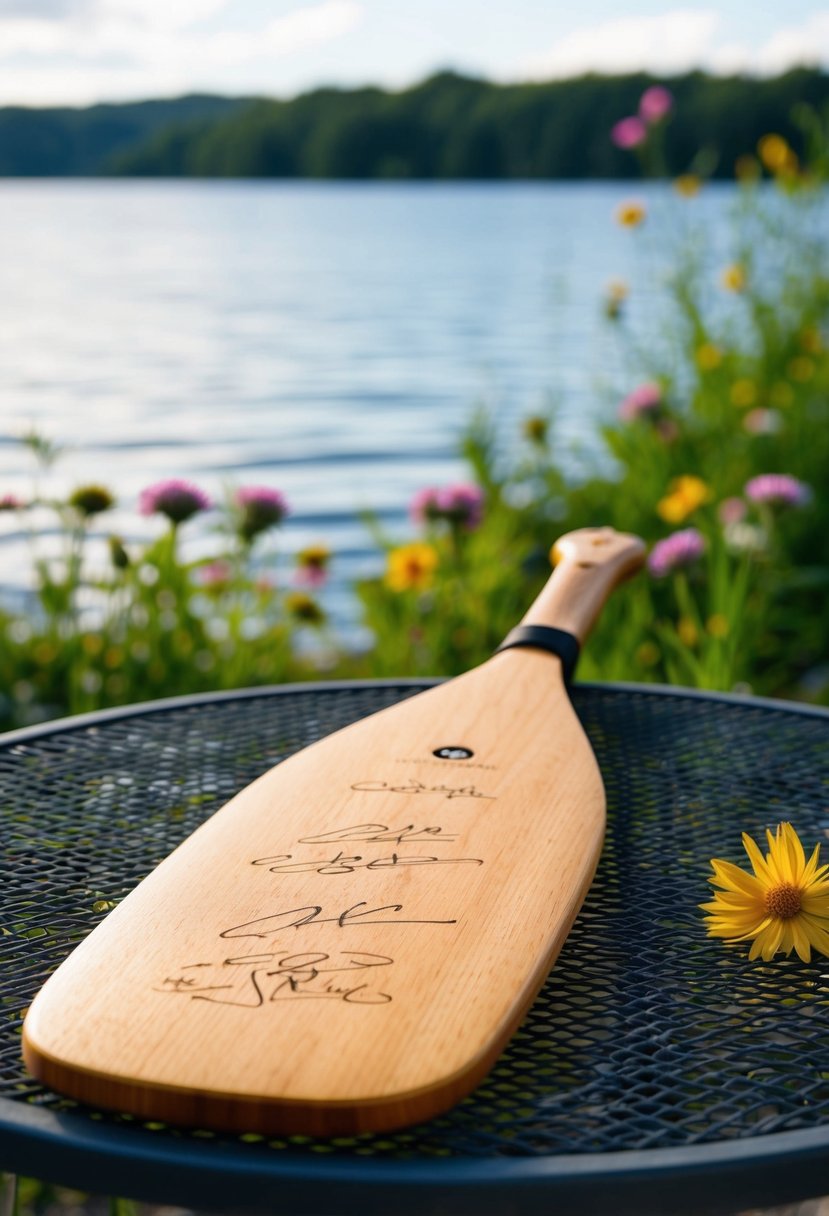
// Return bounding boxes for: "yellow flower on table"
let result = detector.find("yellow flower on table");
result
[385,542,439,592]
[674,174,701,198]
[701,822,829,962]
[657,475,712,524]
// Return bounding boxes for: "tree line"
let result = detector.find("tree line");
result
[1,69,827,178]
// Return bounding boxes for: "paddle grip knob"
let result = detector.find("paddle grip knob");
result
[519,527,646,646]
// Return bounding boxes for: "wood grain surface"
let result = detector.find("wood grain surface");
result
[23,527,645,1135]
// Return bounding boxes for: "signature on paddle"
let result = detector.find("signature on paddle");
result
[297,822,458,846]
[156,951,394,1007]
[251,851,483,876]
[350,780,494,800]
[219,902,458,941]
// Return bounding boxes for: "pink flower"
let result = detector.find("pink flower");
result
[648,528,706,578]
[0,494,24,511]
[619,381,663,421]
[718,497,747,526]
[294,543,330,588]
[234,486,289,542]
[744,474,811,508]
[639,86,673,124]
[743,409,782,436]
[611,116,647,149]
[139,479,211,524]
[411,483,485,531]
[199,561,232,589]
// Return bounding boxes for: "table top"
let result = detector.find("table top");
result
[2,679,829,1216]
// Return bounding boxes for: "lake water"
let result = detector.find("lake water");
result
[0,180,739,637]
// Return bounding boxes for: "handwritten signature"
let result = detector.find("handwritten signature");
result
[157,951,394,1006]
[350,780,494,800]
[297,822,457,846]
[251,851,483,876]
[219,902,457,941]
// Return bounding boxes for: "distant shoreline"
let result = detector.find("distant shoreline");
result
[1,68,827,180]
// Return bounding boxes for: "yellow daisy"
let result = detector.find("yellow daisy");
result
[384,542,438,592]
[701,822,829,962]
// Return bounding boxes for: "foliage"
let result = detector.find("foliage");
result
[0,95,246,176]
[2,71,829,179]
[112,69,829,180]
[0,467,330,731]
[357,110,829,701]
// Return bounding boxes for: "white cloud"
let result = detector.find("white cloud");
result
[521,9,722,80]
[752,13,829,74]
[519,8,829,81]
[0,0,365,104]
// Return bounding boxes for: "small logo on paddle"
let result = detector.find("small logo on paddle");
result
[432,746,474,760]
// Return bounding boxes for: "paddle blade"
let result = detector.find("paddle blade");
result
[23,651,604,1135]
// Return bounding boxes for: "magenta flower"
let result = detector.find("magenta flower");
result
[718,497,747,526]
[611,116,647,149]
[648,528,706,578]
[411,483,485,531]
[743,409,782,436]
[199,560,232,589]
[639,86,673,124]
[235,486,288,542]
[619,381,663,422]
[744,474,811,508]
[139,479,211,525]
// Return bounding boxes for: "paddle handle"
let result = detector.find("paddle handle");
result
[520,527,646,644]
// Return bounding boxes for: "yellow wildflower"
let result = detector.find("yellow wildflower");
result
[730,378,757,408]
[696,342,722,372]
[734,155,760,183]
[674,174,701,198]
[636,641,660,668]
[769,381,795,409]
[788,356,814,383]
[706,613,729,639]
[285,591,325,624]
[721,263,746,293]
[657,475,712,524]
[615,201,646,228]
[677,617,698,647]
[757,134,799,177]
[799,326,822,354]
[701,822,829,962]
[385,542,438,592]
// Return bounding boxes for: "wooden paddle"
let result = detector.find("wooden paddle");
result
[23,526,645,1136]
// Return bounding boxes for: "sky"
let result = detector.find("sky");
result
[1,0,828,107]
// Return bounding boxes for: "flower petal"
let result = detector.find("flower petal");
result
[742,832,774,883]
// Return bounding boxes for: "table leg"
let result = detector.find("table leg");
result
[0,1174,17,1216]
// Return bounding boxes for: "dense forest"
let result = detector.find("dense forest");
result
[1,69,827,179]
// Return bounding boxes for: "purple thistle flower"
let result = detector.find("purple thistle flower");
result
[639,86,673,124]
[648,528,706,578]
[611,116,647,149]
[411,482,485,531]
[235,485,289,542]
[139,479,211,525]
[619,381,663,422]
[744,474,811,508]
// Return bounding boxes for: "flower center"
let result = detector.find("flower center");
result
[765,882,802,920]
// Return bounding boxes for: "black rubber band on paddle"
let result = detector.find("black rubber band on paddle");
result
[495,625,580,684]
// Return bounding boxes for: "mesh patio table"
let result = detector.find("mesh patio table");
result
[1,678,829,1216]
